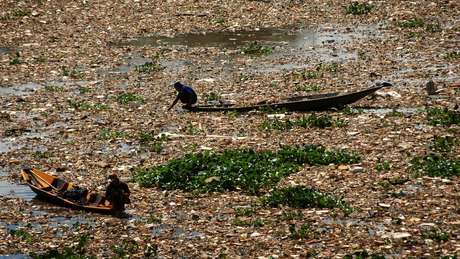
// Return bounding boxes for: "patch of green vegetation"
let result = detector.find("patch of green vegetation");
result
[398,18,425,28]
[389,109,403,117]
[422,228,449,242]
[258,106,288,114]
[261,114,347,131]
[134,144,360,194]
[341,106,363,115]
[375,159,390,172]
[10,229,33,242]
[279,210,304,221]
[139,132,155,143]
[68,100,108,111]
[68,100,92,110]
[315,62,339,73]
[411,154,459,178]
[116,92,144,104]
[112,239,139,258]
[226,110,241,118]
[139,133,168,154]
[289,223,310,239]
[295,83,321,92]
[260,117,290,131]
[232,218,264,227]
[9,52,22,65]
[427,108,460,126]
[206,92,221,102]
[239,74,251,82]
[234,207,255,217]
[34,55,47,63]
[62,66,83,79]
[12,10,31,17]
[149,140,164,154]
[143,244,158,258]
[211,18,225,25]
[92,103,109,110]
[343,250,385,259]
[294,70,321,80]
[33,151,52,159]
[146,213,162,224]
[65,140,76,145]
[45,85,64,92]
[407,31,421,38]
[79,87,91,94]
[99,128,127,140]
[430,136,458,153]
[377,177,409,189]
[444,51,460,61]
[241,42,273,56]
[261,186,352,213]
[345,2,373,15]
[185,123,202,135]
[135,61,163,73]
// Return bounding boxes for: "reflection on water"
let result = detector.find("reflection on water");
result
[0,180,35,201]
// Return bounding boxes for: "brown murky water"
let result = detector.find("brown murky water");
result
[110,26,378,76]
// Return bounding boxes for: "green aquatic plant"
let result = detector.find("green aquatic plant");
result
[345,2,373,15]
[241,41,273,56]
[116,92,144,104]
[427,108,460,126]
[134,144,360,194]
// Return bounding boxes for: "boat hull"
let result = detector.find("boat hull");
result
[184,86,383,112]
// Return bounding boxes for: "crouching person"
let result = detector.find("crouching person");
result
[106,173,131,218]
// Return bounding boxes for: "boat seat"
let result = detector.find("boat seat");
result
[87,193,104,205]
[52,178,68,191]
[93,194,104,205]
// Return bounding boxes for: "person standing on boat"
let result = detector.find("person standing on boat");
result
[168,82,197,110]
[105,174,131,217]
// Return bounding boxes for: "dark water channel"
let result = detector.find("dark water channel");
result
[111,25,378,75]
[113,26,375,49]
[115,28,298,48]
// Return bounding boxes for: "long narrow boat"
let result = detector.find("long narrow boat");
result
[184,85,383,112]
[20,168,112,214]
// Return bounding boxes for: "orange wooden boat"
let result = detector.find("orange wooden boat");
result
[20,168,112,214]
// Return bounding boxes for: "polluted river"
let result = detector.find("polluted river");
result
[0,0,459,258]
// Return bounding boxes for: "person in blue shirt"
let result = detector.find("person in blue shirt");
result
[168,82,198,111]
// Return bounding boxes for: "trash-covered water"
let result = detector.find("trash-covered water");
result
[0,140,17,154]
[0,82,43,96]
[151,223,205,240]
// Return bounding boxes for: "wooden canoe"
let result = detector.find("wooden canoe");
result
[20,168,112,214]
[183,85,383,112]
